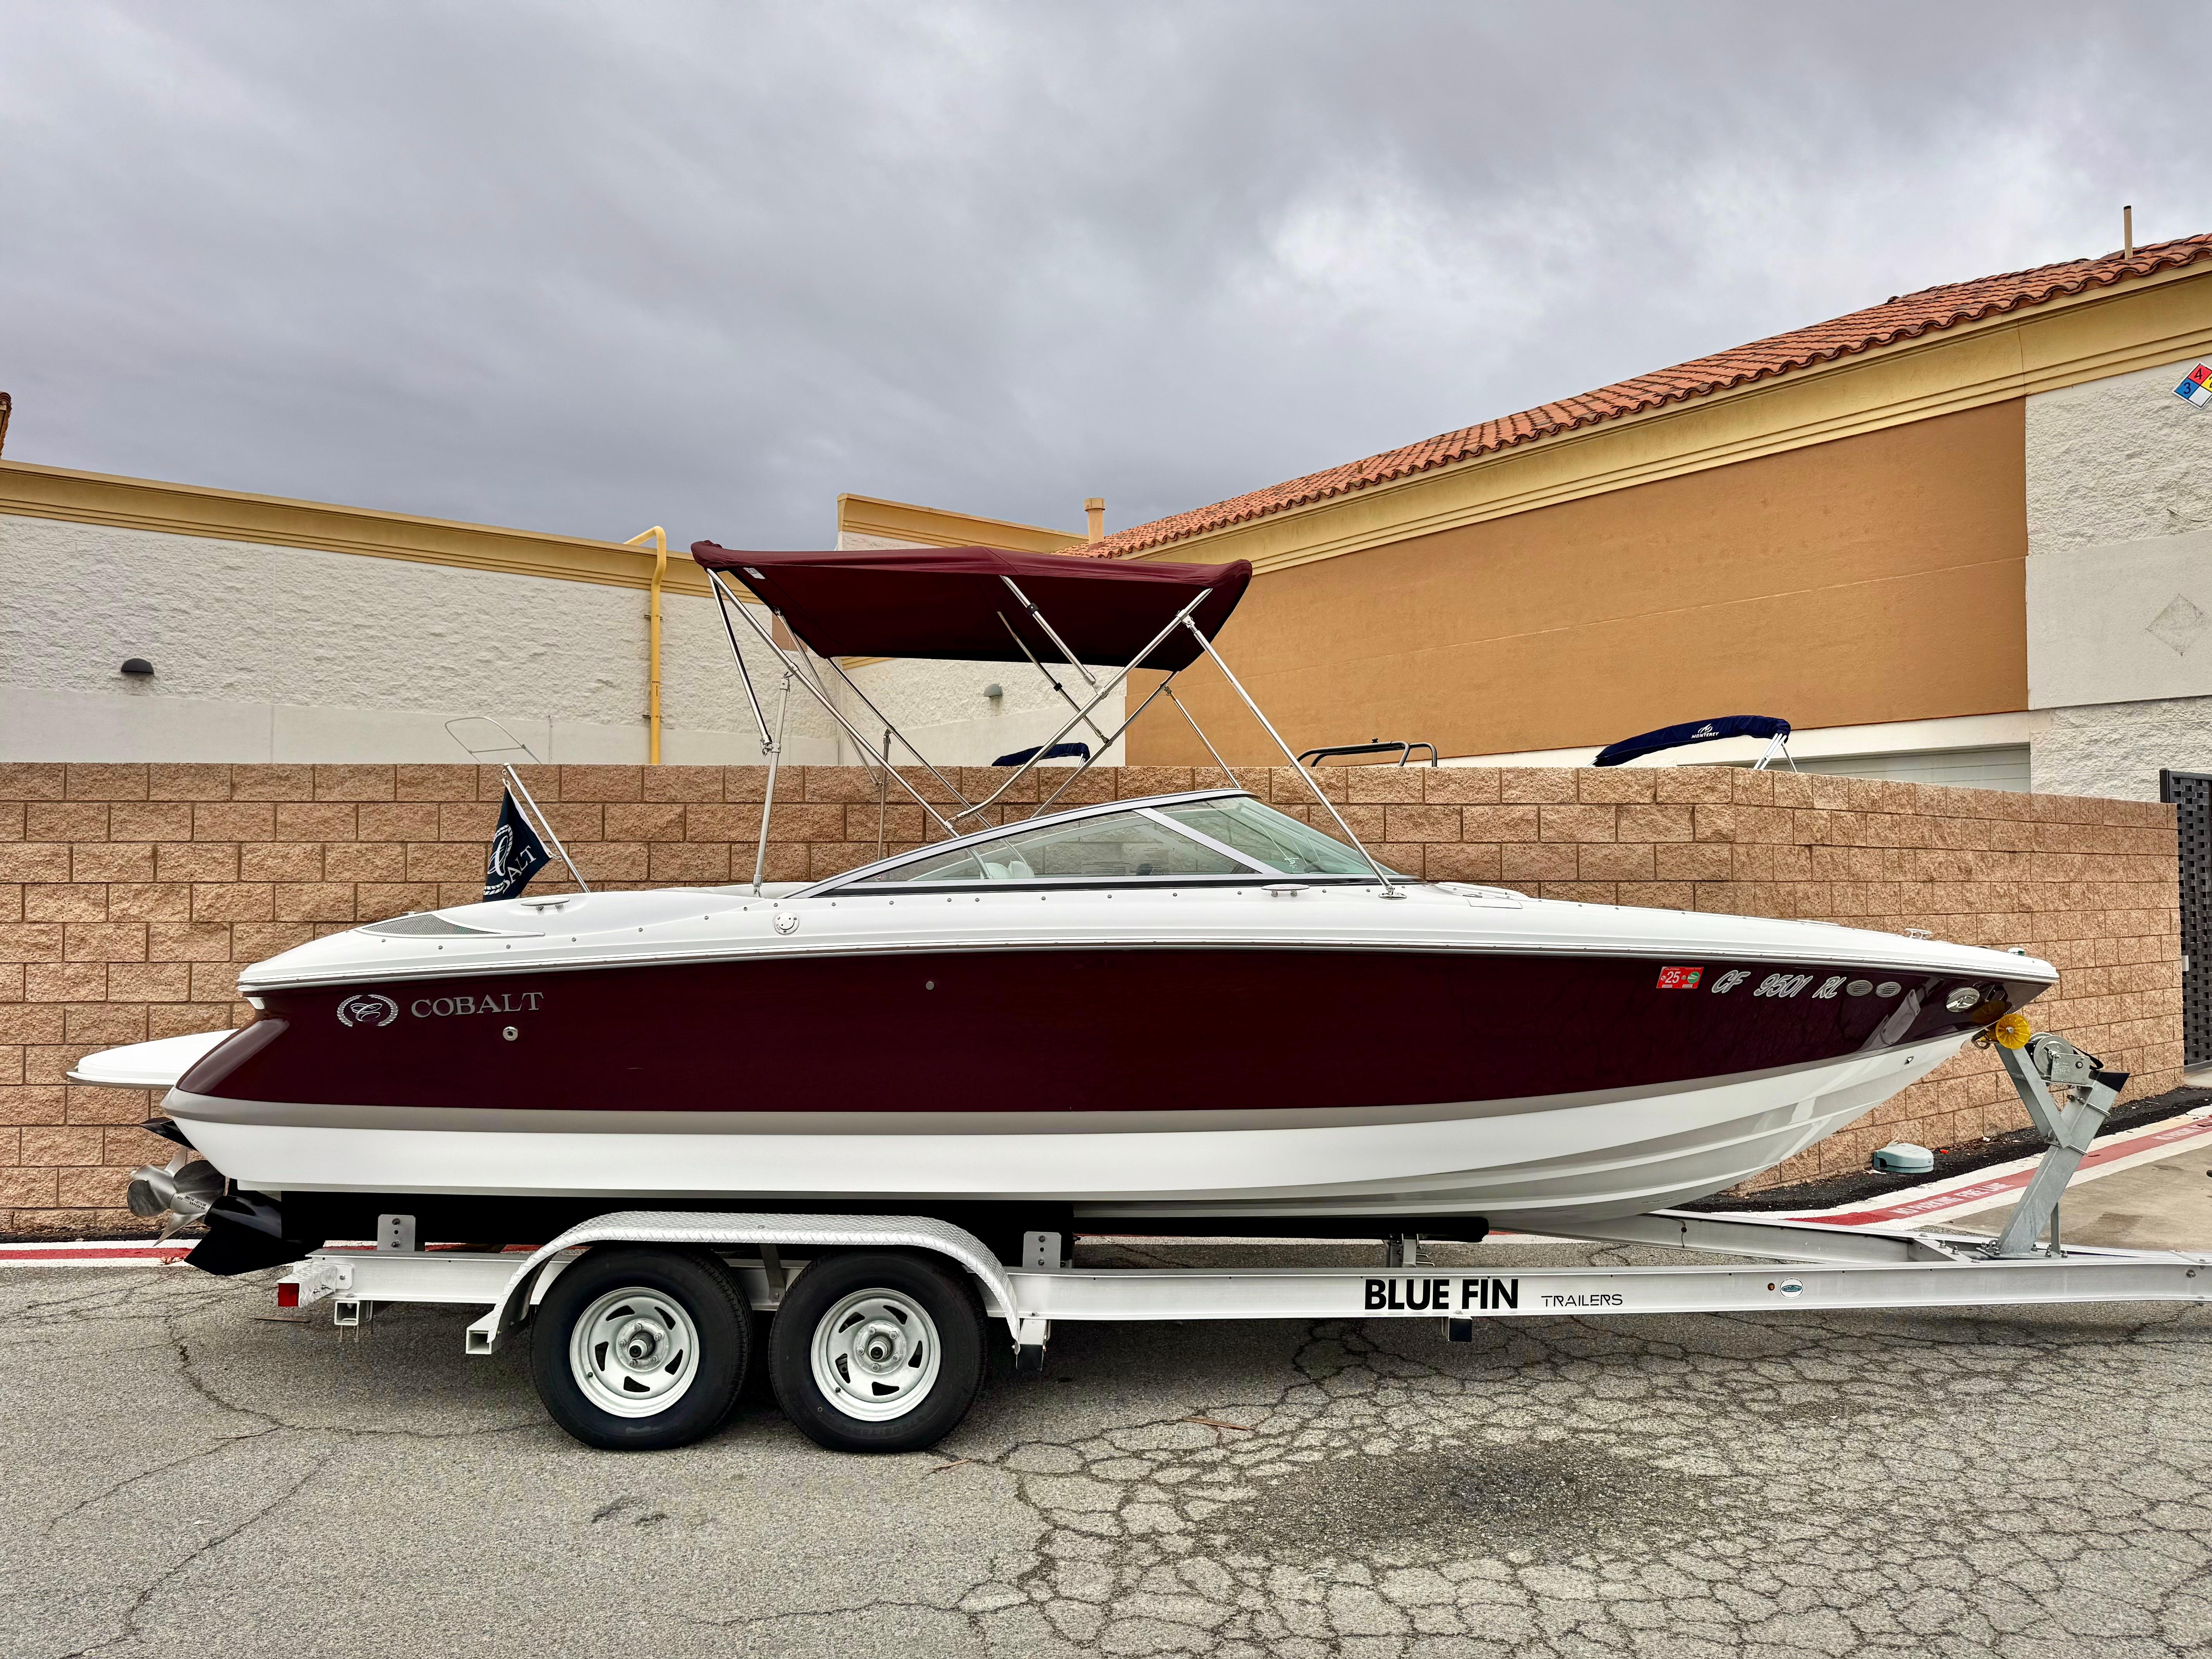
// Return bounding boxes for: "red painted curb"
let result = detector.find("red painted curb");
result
[0,1244,195,1263]
[1802,1114,2212,1228]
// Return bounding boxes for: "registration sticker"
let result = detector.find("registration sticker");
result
[1655,965,1703,990]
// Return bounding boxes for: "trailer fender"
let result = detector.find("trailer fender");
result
[464,1211,1019,1357]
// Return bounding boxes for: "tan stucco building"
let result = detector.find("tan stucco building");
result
[1075,235,2212,799]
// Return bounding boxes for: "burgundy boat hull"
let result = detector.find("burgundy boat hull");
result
[181,945,2032,1122]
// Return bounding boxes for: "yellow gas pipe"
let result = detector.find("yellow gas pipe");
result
[626,526,669,764]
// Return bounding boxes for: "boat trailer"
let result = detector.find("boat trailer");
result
[273,1031,2210,1453]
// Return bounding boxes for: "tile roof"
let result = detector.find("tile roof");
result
[1081,233,2212,560]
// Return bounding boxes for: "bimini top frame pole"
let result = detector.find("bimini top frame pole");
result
[1179,616,1403,898]
[707,571,964,838]
[800,644,978,815]
[690,543,1397,884]
[995,576,1118,756]
[995,611,1115,757]
[949,588,1214,826]
[1025,673,1182,819]
[706,564,980,821]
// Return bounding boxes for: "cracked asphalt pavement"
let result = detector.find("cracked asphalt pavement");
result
[7,1233,2211,1659]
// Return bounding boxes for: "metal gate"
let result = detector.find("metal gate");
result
[2159,769,2212,1067]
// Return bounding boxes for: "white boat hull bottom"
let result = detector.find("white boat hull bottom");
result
[169,1035,1972,1228]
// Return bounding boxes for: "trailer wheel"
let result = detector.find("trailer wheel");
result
[529,1247,750,1451]
[769,1251,985,1453]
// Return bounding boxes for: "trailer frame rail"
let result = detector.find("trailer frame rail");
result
[278,1220,2212,1346]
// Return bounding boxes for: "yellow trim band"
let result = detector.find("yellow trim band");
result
[0,459,713,597]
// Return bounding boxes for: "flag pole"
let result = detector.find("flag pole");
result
[501,763,589,893]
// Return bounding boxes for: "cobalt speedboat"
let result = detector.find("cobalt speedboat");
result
[78,544,2052,1269]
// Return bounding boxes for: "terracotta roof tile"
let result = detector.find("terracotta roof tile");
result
[1080,233,2212,560]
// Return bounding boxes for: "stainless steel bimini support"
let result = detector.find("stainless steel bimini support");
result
[997,613,1116,755]
[997,577,1118,754]
[1026,674,1182,819]
[709,573,974,814]
[875,728,893,859]
[951,588,1217,825]
[803,644,977,814]
[1000,577,1096,694]
[717,570,976,823]
[1752,729,1800,772]
[710,582,807,889]
[751,668,794,895]
[1180,617,1403,898]
[711,573,780,757]
[1164,684,1239,787]
[708,571,965,837]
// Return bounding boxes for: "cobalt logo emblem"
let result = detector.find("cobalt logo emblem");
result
[336,992,400,1029]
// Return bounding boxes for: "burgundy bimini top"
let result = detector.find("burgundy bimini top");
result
[691,543,1251,671]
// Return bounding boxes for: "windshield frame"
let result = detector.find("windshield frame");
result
[798,789,1404,896]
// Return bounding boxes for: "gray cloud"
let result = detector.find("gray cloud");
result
[4,0,2209,548]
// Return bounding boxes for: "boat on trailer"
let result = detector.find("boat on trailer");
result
[147,788,2044,1246]
[79,536,2154,1453]
[90,540,2051,1253]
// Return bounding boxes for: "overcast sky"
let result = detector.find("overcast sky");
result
[5,2,2210,550]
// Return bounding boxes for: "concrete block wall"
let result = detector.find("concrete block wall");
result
[0,760,2182,1235]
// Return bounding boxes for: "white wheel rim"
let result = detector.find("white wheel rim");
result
[809,1288,942,1422]
[569,1286,701,1419]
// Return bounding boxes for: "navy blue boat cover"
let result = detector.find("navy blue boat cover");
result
[1594,715,1790,767]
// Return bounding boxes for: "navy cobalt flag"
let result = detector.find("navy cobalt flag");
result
[483,789,551,900]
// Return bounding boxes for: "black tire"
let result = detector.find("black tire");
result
[769,1251,986,1453]
[529,1247,750,1451]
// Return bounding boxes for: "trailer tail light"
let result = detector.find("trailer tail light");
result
[276,1282,300,1309]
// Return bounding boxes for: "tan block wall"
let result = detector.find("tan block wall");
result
[0,760,2181,1235]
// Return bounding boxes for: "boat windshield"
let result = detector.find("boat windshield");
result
[840,795,1390,886]
[1152,796,1378,877]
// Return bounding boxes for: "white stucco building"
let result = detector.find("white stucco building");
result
[2024,356,2212,797]
[0,472,1113,773]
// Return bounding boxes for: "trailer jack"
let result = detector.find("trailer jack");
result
[1980,1032,2128,1259]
